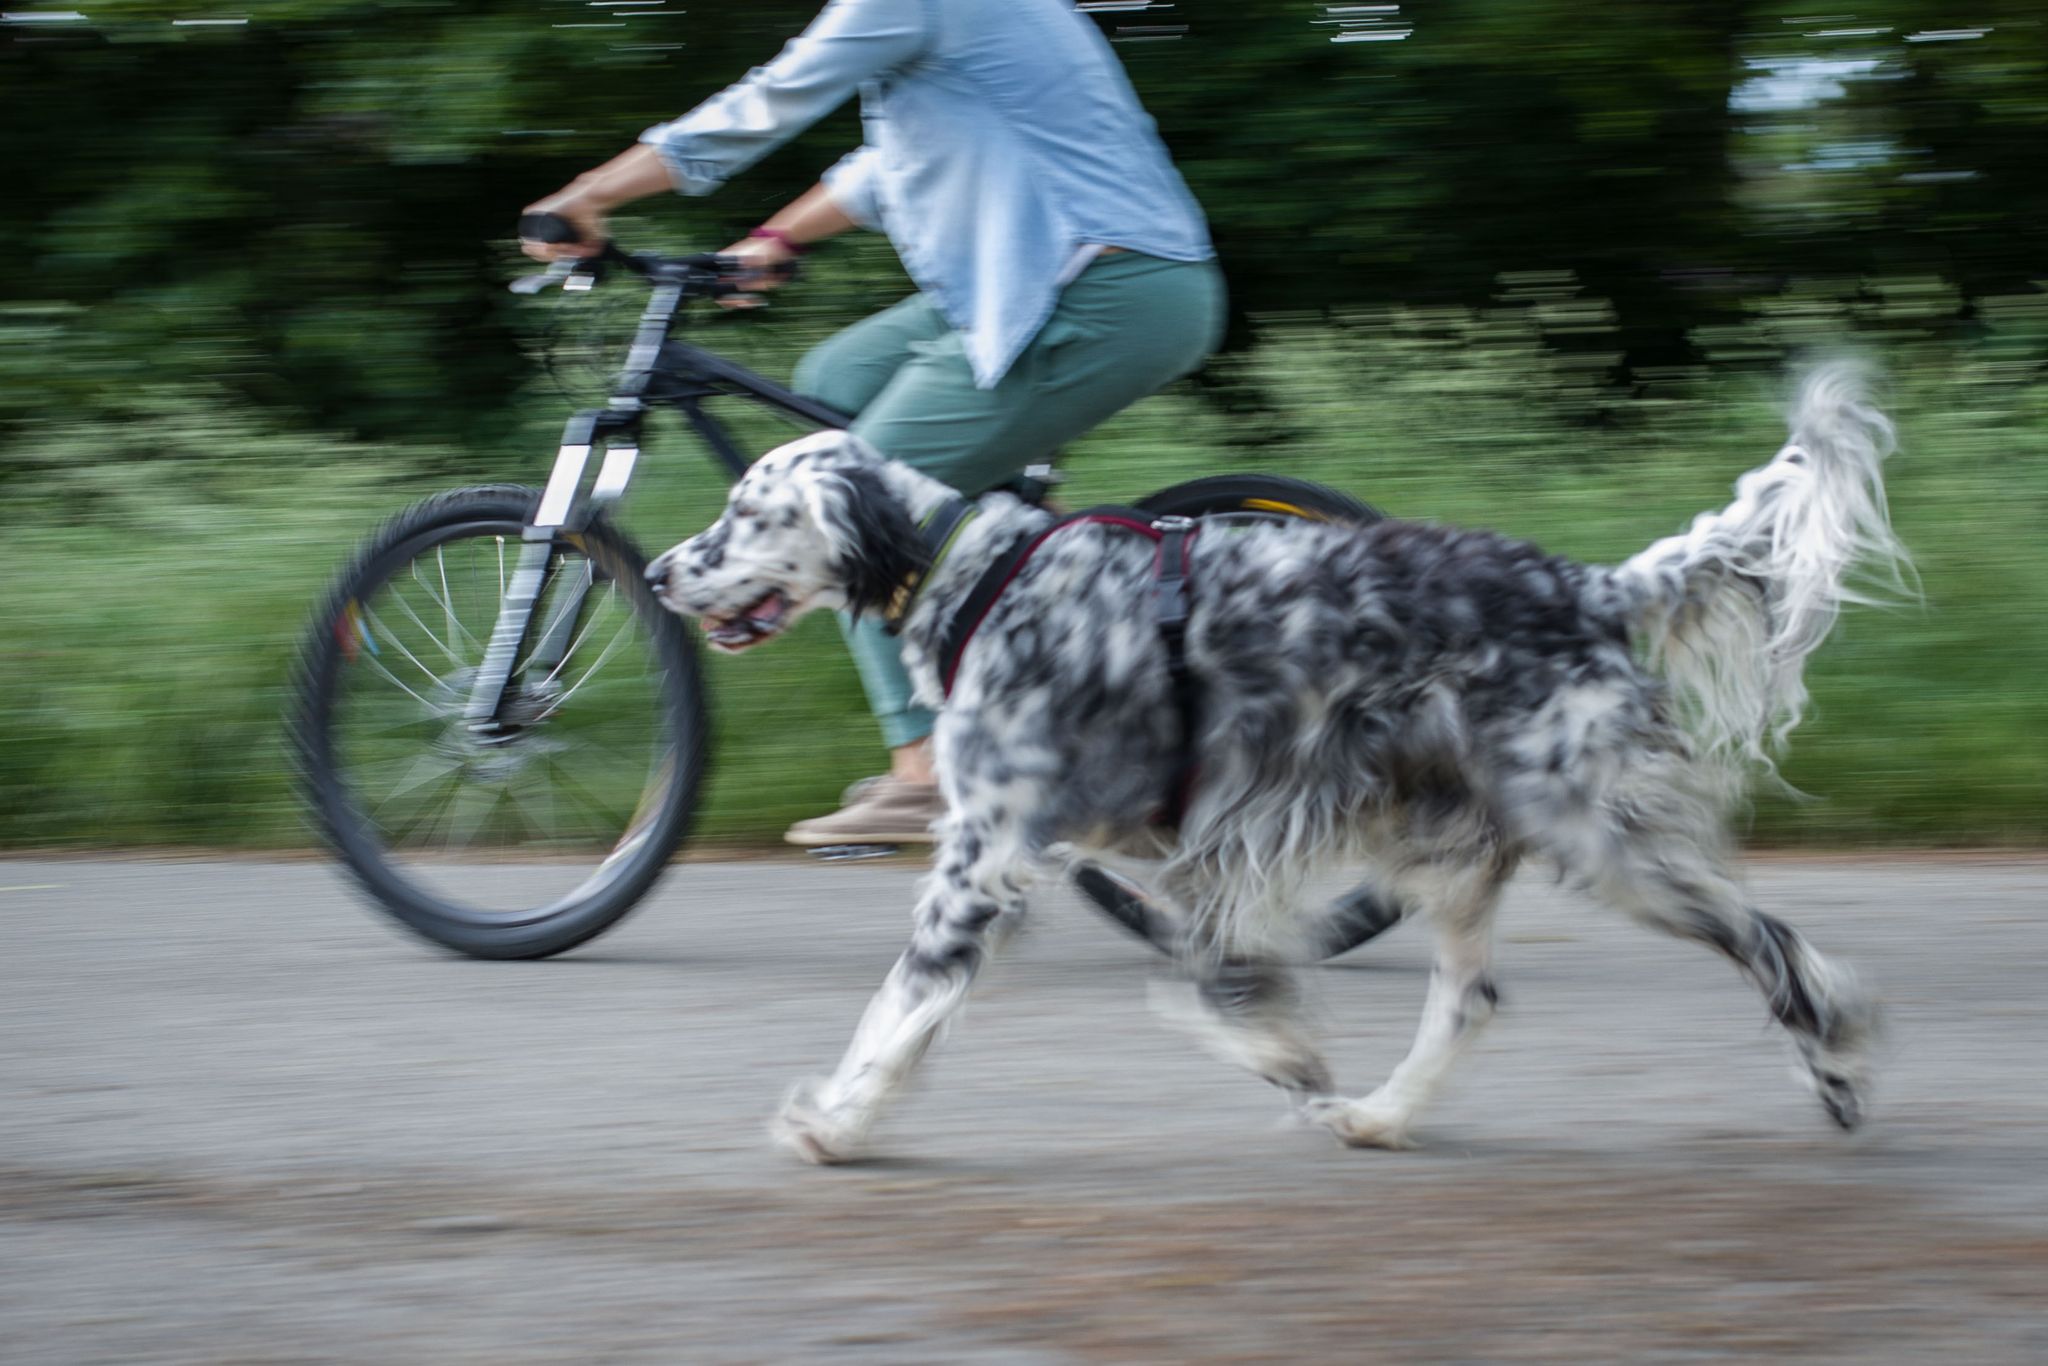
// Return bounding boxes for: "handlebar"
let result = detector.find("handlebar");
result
[517,211,587,246]
[512,211,798,298]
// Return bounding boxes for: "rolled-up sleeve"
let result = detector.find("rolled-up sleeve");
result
[822,145,886,230]
[638,0,925,196]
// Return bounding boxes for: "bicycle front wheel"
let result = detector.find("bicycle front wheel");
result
[290,485,706,958]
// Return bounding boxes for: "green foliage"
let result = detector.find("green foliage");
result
[5,2,2047,846]
[3,294,2043,847]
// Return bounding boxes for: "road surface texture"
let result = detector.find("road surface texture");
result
[3,855,2046,1363]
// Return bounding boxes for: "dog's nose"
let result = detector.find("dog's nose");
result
[643,557,669,589]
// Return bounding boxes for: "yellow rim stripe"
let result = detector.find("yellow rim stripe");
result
[1241,498,1327,521]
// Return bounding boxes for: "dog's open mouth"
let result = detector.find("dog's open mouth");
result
[701,589,792,652]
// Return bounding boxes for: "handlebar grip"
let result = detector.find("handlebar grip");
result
[518,211,584,245]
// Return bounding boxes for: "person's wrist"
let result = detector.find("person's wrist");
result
[748,226,809,256]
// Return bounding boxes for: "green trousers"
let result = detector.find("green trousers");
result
[793,251,1226,749]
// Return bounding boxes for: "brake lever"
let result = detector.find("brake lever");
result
[706,257,802,301]
[509,260,584,296]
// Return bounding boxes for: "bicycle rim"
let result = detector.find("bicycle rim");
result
[323,515,682,922]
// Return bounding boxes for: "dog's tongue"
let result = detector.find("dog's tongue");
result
[705,619,754,647]
[704,591,788,648]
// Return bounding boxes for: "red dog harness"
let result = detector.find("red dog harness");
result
[926,505,1202,827]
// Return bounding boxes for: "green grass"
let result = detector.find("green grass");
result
[3,316,2044,849]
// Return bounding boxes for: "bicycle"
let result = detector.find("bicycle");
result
[289,217,1408,960]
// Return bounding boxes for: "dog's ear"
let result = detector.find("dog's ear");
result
[803,462,929,618]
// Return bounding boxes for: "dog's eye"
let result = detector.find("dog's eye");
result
[731,501,758,521]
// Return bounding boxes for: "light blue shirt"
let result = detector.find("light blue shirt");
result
[639,0,1215,388]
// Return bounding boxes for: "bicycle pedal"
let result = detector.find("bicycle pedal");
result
[806,843,904,862]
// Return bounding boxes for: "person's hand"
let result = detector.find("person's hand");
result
[714,233,798,309]
[520,184,610,262]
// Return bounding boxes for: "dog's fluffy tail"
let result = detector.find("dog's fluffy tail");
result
[1606,363,1910,776]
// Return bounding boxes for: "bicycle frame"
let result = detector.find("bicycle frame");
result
[464,270,851,731]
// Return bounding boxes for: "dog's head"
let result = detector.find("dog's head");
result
[644,432,928,652]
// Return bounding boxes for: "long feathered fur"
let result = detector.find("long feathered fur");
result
[1607,362,1911,777]
[648,372,1901,1163]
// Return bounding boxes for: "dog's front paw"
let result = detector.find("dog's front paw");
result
[1304,1094,1418,1151]
[770,1078,870,1166]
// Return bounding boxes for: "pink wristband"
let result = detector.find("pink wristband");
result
[748,226,810,255]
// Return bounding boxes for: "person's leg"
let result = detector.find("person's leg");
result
[839,254,1227,737]
[851,254,1228,495]
[790,255,1226,844]
[790,292,951,419]
[788,296,953,792]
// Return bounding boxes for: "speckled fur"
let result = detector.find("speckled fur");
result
[647,365,1904,1162]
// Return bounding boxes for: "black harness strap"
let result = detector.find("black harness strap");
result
[1148,516,1201,827]
[935,506,1202,828]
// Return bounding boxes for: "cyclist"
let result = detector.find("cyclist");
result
[522,0,1223,848]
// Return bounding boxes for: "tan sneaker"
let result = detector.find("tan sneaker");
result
[785,775,944,847]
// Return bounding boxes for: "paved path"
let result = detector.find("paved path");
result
[3,856,2046,1362]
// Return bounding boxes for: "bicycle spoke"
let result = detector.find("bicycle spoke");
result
[517,565,592,679]
[362,603,456,686]
[364,753,464,815]
[544,760,631,833]
[381,588,471,673]
[410,559,485,655]
[537,732,657,779]
[499,769,554,844]
[534,618,640,720]
[354,648,444,712]
[441,783,499,853]
[436,545,461,661]
[345,710,452,741]
[537,607,607,688]
[369,773,462,841]
[384,771,464,845]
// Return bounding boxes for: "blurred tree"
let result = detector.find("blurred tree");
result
[3,0,2041,456]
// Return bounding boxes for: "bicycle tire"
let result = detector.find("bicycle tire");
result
[1133,472,1383,527]
[1071,473,1399,960]
[289,485,707,959]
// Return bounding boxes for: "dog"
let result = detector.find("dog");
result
[645,363,1906,1163]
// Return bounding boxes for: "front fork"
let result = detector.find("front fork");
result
[463,407,643,730]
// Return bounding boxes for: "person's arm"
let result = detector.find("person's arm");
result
[712,182,861,307]
[522,0,922,260]
[521,145,672,258]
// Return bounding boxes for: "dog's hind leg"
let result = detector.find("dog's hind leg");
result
[1150,952,1334,1101]
[1307,857,1508,1150]
[1594,835,1877,1129]
[1538,767,1880,1130]
[773,808,1037,1165]
[1144,855,1335,1102]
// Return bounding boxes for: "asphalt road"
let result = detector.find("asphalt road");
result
[4,855,2046,1363]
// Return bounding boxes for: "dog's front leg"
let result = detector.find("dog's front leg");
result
[774,815,1032,1165]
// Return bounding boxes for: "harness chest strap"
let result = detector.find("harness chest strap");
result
[930,505,1204,826]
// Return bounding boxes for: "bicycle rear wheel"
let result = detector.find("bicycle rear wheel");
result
[1133,472,1382,527]
[1071,473,1399,961]
[290,485,706,959]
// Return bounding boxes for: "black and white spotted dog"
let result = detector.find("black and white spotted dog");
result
[645,364,1905,1164]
